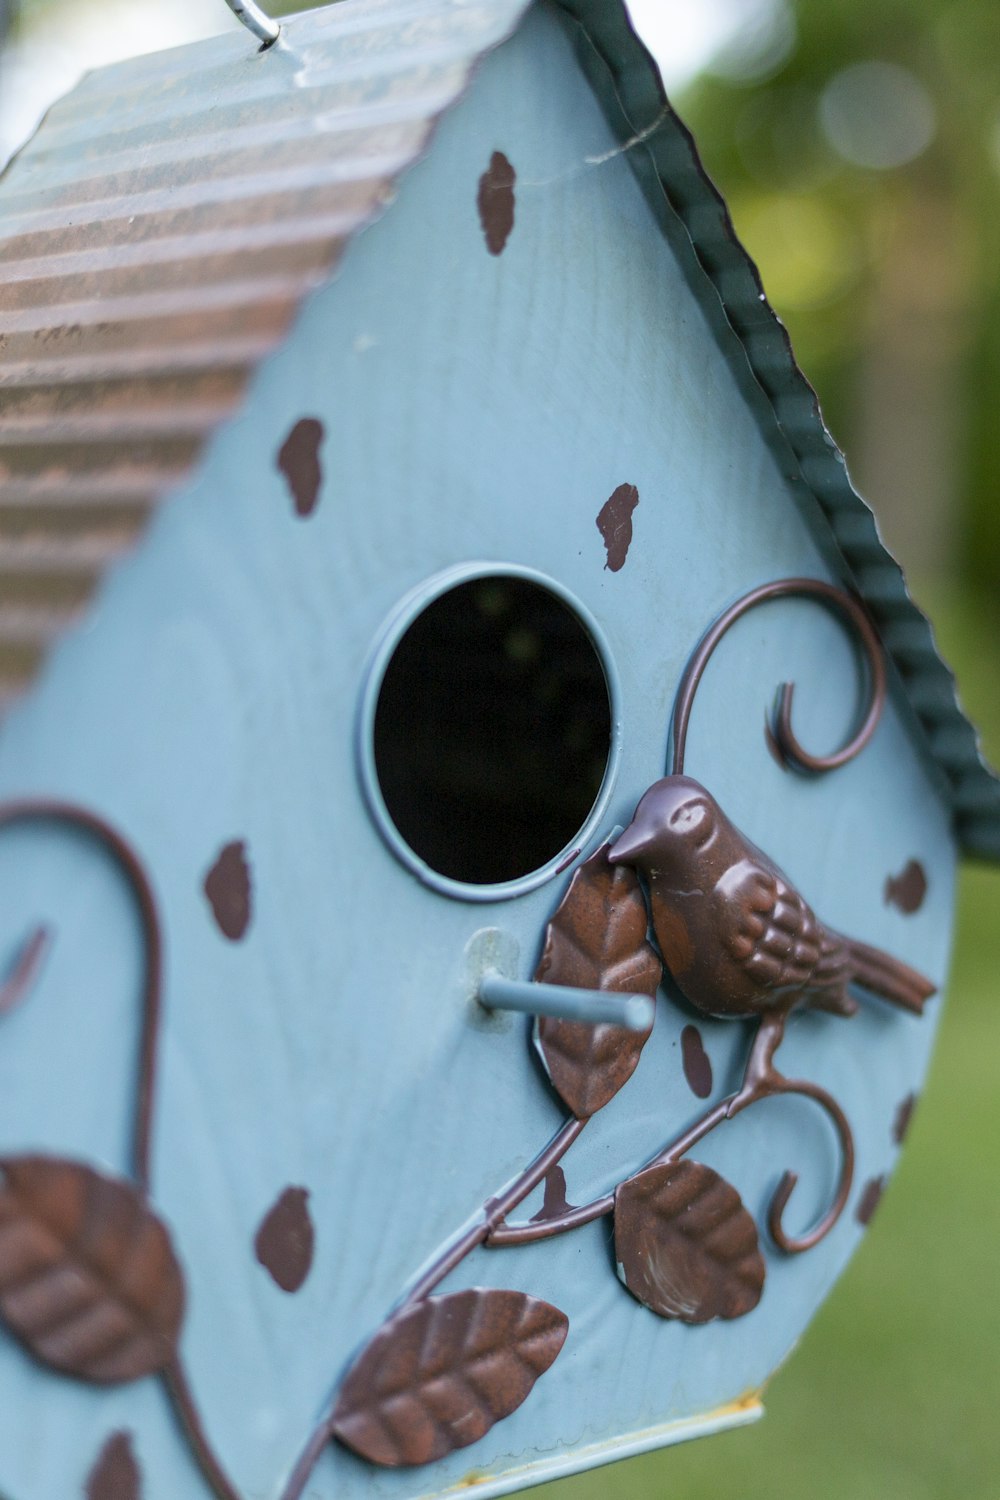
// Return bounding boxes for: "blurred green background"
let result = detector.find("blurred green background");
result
[1,1,998,1496]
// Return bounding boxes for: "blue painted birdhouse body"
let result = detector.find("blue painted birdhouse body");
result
[0,3,993,1499]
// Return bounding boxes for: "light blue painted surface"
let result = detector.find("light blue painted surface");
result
[0,7,955,1498]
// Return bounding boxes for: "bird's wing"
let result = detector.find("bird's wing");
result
[722,862,844,996]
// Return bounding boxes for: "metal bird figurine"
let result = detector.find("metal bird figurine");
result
[609,776,936,1022]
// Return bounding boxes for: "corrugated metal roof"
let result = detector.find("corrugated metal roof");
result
[0,0,531,703]
[0,0,998,858]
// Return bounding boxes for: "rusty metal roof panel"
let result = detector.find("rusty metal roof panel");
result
[1,0,998,860]
[0,0,531,704]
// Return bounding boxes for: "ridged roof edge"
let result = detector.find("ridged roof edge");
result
[556,0,1000,862]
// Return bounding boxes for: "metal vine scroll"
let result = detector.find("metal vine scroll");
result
[0,579,934,1500]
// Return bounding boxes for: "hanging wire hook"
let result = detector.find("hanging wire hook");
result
[224,0,280,48]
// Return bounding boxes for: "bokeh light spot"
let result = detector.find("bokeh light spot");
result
[708,0,796,85]
[820,61,936,171]
[627,0,790,93]
[736,87,837,192]
[731,192,863,312]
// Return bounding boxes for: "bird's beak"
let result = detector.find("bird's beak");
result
[608,821,647,865]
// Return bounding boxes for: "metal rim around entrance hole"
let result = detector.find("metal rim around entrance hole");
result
[356,562,623,904]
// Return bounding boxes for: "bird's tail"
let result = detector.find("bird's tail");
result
[844,937,936,1015]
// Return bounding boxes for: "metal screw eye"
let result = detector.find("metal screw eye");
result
[224,0,280,48]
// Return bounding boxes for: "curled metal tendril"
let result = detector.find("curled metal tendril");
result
[671,577,887,776]
[0,801,163,1194]
[0,802,245,1500]
[490,1011,857,1254]
[760,1077,855,1253]
[730,1014,855,1253]
[487,1071,856,1254]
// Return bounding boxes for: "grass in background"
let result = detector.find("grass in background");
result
[544,584,1000,1500]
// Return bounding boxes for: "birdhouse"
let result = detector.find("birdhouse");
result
[0,2,996,1498]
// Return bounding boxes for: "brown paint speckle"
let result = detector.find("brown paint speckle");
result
[477,151,516,255]
[530,1164,575,1225]
[893,1092,918,1145]
[204,840,252,942]
[681,1024,713,1099]
[255,1186,315,1294]
[277,417,324,517]
[86,1432,141,1500]
[596,484,639,572]
[884,859,928,915]
[856,1175,886,1227]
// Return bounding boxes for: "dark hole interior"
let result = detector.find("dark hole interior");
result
[373,577,612,885]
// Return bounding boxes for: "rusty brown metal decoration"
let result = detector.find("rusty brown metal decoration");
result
[615,1161,765,1323]
[534,845,661,1118]
[331,1290,569,1467]
[669,577,888,778]
[0,579,934,1500]
[0,1156,184,1383]
[608,777,935,1022]
[0,802,244,1500]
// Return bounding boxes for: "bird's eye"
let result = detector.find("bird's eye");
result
[669,800,709,832]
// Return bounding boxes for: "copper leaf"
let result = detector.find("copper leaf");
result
[615,1160,765,1323]
[0,1156,185,1383]
[331,1288,568,1467]
[535,847,661,1117]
